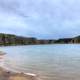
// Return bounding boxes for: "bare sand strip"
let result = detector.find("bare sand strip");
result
[0,67,39,80]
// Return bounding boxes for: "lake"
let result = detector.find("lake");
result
[0,44,80,80]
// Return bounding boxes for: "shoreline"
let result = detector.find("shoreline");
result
[0,51,41,80]
[0,66,40,80]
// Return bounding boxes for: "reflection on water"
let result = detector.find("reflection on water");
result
[0,44,80,80]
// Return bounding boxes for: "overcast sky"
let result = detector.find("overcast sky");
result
[0,0,80,39]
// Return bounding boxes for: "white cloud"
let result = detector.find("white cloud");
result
[0,0,80,39]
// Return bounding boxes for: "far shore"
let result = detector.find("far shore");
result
[0,33,80,45]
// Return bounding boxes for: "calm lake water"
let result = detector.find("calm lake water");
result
[0,44,80,80]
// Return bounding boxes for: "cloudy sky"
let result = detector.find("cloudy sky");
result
[0,0,80,39]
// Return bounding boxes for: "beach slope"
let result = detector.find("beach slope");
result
[0,67,37,80]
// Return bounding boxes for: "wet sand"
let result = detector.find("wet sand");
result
[0,67,38,80]
[0,51,41,80]
[0,51,38,80]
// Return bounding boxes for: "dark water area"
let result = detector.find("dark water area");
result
[0,44,80,80]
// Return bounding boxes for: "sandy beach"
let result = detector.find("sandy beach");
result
[0,51,40,80]
[0,67,38,80]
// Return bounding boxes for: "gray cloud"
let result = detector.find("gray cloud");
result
[0,0,80,39]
